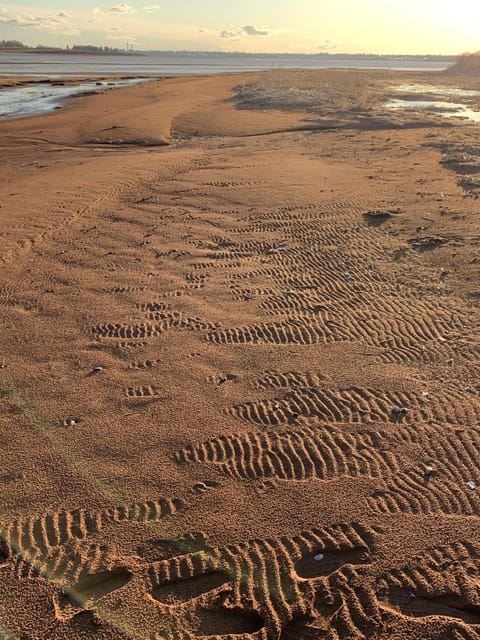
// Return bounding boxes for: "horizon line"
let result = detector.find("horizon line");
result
[0,46,462,58]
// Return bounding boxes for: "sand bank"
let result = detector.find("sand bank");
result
[1,69,480,640]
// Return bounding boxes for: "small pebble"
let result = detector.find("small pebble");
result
[425,466,434,476]
[391,405,408,415]
[314,553,325,561]
[87,366,104,377]
[467,481,477,490]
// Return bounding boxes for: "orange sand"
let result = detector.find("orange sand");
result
[1,70,480,639]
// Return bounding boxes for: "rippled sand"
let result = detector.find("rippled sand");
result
[1,69,480,640]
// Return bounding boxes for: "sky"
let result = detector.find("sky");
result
[0,0,479,54]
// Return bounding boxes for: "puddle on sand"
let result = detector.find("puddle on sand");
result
[0,78,152,120]
[385,84,480,123]
[395,84,480,98]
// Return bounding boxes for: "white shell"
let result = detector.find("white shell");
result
[314,553,325,561]
[467,481,477,490]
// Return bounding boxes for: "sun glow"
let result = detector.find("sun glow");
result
[0,0,479,53]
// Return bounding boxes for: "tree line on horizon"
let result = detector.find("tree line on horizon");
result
[0,40,123,53]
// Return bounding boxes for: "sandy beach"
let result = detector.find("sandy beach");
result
[1,68,480,639]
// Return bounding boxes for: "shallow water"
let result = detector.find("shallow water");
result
[395,84,480,98]
[386,84,480,123]
[0,52,451,78]
[0,78,149,120]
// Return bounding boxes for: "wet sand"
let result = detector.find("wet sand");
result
[1,69,480,640]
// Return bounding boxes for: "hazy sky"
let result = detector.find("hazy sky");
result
[0,0,479,54]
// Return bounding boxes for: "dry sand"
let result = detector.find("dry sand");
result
[1,69,480,639]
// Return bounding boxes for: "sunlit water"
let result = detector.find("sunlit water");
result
[386,84,480,123]
[0,78,150,120]
[394,84,480,98]
[0,52,452,78]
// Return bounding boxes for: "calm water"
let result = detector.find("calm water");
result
[386,84,480,123]
[0,78,150,120]
[0,51,452,78]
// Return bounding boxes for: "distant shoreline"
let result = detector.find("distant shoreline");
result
[0,49,456,62]
[0,48,139,56]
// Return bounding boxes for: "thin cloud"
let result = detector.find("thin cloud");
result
[91,7,103,20]
[90,4,134,21]
[0,15,39,26]
[219,28,242,40]
[242,25,271,37]
[318,39,338,51]
[108,3,134,13]
[144,4,161,12]
[0,10,72,32]
[219,24,274,40]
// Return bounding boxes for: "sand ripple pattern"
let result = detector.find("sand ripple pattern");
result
[228,385,480,426]
[377,540,480,634]
[176,426,399,480]
[6,109,480,640]
[213,200,476,365]
[147,522,378,640]
[176,421,480,515]
[1,497,182,581]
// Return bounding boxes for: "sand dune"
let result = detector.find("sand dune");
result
[1,70,480,639]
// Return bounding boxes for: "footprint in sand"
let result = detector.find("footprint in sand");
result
[53,566,133,621]
[150,570,231,606]
[380,586,480,626]
[280,614,328,640]
[191,604,264,637]
[295,546,371,580]
[377,541,480,629]
[68,567,133,604]
[0,539,9,566]
[193,480,220,493]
